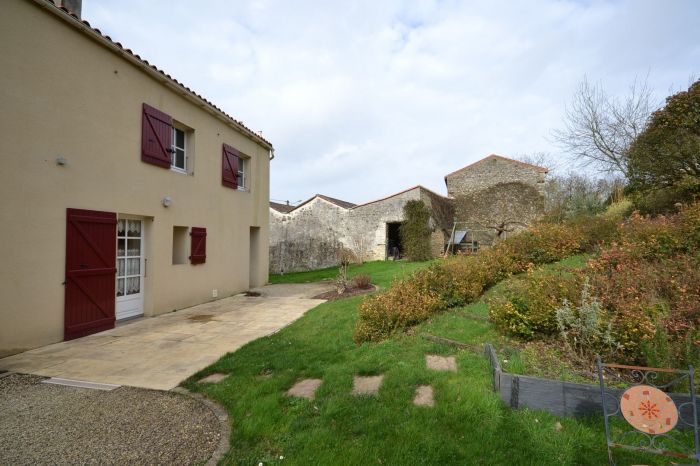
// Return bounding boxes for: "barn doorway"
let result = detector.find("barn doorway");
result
[386,222,403,260]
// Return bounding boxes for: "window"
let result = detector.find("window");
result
[238,157,249,191]
[172,226,188,264]
[171,127,186,172]
[222,143,249,191]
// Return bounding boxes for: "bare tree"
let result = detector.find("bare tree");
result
[552,76,656,178]
[514,152,559,174]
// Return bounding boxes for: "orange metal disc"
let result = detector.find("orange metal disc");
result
[620,385,678,435]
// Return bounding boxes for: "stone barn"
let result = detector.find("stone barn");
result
[269,187,452,274]
[445,154,548,249]
[269,154,547,273]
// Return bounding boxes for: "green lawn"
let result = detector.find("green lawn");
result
[268,260,431,286]
[185,256,666,465]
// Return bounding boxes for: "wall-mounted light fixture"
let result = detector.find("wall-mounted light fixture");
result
[162,196,172,207]
[56,156,67,166]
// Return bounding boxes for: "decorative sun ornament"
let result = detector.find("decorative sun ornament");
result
[620,385,678,435]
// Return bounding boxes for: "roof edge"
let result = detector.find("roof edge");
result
[33,0,274,152]
[352,185,449,209]
[444,154,548,180]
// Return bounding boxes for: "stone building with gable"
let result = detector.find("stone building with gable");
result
[269,154,547,273]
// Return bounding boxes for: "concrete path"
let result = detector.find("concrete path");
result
[0,283,330,390]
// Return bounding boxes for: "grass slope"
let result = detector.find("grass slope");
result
[268,260,431,285]
[186,257,664,465]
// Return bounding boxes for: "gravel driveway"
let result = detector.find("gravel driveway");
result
[0,373,221,465]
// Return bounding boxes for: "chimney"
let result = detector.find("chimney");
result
[57,0,82,18]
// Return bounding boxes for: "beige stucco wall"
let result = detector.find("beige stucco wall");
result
[0,1,270,355]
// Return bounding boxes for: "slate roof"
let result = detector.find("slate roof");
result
[33,0,273,150]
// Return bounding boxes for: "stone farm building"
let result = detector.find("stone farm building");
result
[270,154,548,273]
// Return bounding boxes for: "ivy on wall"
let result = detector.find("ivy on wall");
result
[400,200,432,261]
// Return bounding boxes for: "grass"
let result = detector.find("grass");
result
[268,260,431,286]
[185,255,668,465]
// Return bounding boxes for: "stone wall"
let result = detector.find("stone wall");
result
[446,156,546,247]
[346,188,424,261]
[269,187,452,273]
[446,156,546,198]
[269,197,347,273]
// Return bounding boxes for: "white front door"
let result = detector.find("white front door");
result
[116,219,144,320]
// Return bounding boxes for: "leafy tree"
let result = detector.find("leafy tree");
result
[400,200,432,261]
[627,79,700,212]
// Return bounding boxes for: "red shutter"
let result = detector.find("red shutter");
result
[65,208,117,340]
[142,103,172,168]
[190,227,207,264]
[222,143,239,189]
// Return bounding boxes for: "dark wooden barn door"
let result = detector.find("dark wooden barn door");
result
[65,208,117,340]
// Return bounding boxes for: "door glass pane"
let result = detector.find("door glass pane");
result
[127,220,141,237]
[127,239,141,256]
[126,277,140,295]
[117,238,125,257]
[117,219,126,236]
[127,258,140,276]
[116,278,125,297]
[117,259,125,277]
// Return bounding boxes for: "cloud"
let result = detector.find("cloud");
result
[84,0,700,203]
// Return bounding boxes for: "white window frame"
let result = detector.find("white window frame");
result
[171,127,187,173]
[238,157,249,191]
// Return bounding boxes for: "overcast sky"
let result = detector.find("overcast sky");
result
[83,0,699,205]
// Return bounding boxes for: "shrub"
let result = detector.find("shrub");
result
[555,280,619,360]
[488,269,583,339]
[354,278,446,343]
[352,274,372,290]
[496,223,585,269]
[399,200,432,261]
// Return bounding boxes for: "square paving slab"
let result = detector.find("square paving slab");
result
[286,379,323,400]
[413,385,435,407]
[425,355,458,372]
[0,283,332,390]
[352,375,384,396]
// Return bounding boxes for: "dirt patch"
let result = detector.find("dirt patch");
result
[244,291,261,297]
[312,285,377,301]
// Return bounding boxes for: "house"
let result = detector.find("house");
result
[269,155,547,273]
[0,0,273,356]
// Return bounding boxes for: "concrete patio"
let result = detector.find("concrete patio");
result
[0,283,331,390]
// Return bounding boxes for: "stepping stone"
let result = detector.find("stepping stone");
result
[286,378,322,400]
[425,355,457,372]
[352,375,384,396]
[199,373,228,384]
[413,385,435,407]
